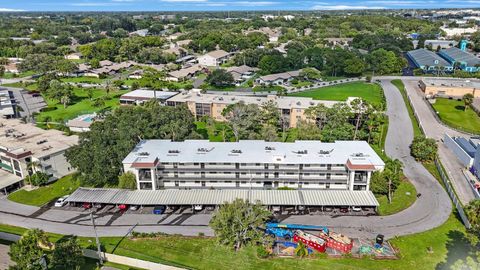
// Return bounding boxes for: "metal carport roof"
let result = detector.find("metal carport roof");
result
[66,188,379,207]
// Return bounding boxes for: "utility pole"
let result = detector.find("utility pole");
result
[90,211,103,265]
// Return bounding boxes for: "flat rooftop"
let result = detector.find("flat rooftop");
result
[421,77,480,88]
[66,187,380,207]
[0,170,22,190]
[167,90,345,110]
[0,119,78,159]
[123,140,385,168]
[0,90,14,117]
[407,49,451,67]
[120,89,179,101]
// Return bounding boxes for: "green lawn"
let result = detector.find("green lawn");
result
[0,209,473,270]
[2,82,38,91]
[61,76,106,84]
[391,79,423,136]
[7,174,80,207]
[290,82,384,107]
[36,88,128,124]
[376,180,417,216]
[0,71,36,79]
[432,98,480,134]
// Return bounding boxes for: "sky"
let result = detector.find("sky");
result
[1,0,480,12]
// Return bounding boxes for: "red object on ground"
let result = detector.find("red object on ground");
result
[319,232,353,253]
[118,204,127,210]
[82,202,91,209]
[293,230,326,253]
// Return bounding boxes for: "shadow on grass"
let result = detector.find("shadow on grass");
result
[454,105,466,111]
[435,228,478,269]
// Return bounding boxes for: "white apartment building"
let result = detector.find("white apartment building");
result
[197,50,231,67]
[123,140,385,191]
[0,119,78,192]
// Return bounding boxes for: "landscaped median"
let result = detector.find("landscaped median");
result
[431,97,480,135]
[7,174,80,207]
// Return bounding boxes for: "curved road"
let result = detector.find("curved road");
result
[0,79,452,239]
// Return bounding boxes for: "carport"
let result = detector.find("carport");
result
[0,170,23,195]
[65,188,379,210]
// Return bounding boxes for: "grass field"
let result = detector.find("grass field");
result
[7,174,80,207]
[195,121,235,142]
[376,179,417,216]
[36,87,128,123]
[0,211,471,270]
[2,82,39,91]
[0,71,36,79]
[61,76,107,84]
[290,82,384,106]
[391,79,423,136]
[432,98,480,134]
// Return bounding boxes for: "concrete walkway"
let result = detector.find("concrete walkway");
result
[0,244,13,270]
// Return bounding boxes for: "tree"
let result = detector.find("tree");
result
[465,200,480,235]
[410,136,438,162]
[209,198,272,251]
[206,69,234,88]
[344,57,366,76]
[118,171,137,189]
[300,67,321,81]
[86,88,94,101]
[463,93,474,111]
[47,80,73,108]
[66,103,197,186]
[9,229,51,270]
[370,159,402,203]
[0,65,4,78]
[50,235,84,269]
[26,172,49,186]
[296,121,322,140]
[222,102,262,141]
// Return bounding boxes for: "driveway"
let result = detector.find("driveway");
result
[0,79,452,240]
[401,79,477,204]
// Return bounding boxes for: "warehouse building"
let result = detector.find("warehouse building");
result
[122,140,384,191]
[418,77,480,98]
[406,48,453,72]
[166,89,349,128]
[439,47,480,72]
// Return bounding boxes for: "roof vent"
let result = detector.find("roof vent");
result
[231,149,242,154]
[353,152,364,157]
[138,152,150,156]
[197,147,214,153]
[265,146,276,151]
[294,150,308,154]
[36,139,48,145]
[168,150,180,154]
[319,149,333,155]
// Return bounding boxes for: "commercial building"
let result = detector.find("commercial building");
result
[120,89,179,106]
[0,89,16,119]
[123,140,384,191]
[166,90,345,128]
[419,78,480,98]
[0,119,78,192]
[406,49,453,72]
[424,40,458,50]
[439,47,480,72]
[197,50,231,67]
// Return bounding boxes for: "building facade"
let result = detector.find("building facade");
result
[166,90,346,128]
[419,78,480,98]
[0,119,78,183]
[197,50,231,67]
[123,140,385,192]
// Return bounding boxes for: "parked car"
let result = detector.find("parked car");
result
[194,205,203,211]
[153,205,166,215]
[54,195,69,207]
[82,202,92,209]
[206,206,215,211]
[323,206,333,212]
[129,205,138,211]
[352,206,362,212]
[94,203,103,209]
[339,207,349,213]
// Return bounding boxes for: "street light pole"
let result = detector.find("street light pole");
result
[90,211,103,265]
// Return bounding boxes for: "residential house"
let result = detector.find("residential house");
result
[120,89,179,106]
[166,64,204,82]
[226,65,259,84]
[255,70,302,86]
[64,52,82,60]
[197,50,231,67]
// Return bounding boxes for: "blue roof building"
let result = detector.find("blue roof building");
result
[439,47,480,72]
[406,49,453,72]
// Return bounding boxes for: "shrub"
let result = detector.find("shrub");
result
[256,245,270,259]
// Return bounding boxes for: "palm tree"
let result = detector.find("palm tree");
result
[463,93,474,111]
[464,200,480,231]
[26,161,41,175]
[60,94,70,108]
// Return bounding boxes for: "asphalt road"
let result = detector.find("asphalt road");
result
[0,78,453,240]
[401,78,477,204]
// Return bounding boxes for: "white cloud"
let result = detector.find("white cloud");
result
[235,1,278,6]
[0,7,25,11]
[311,4,385,10]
